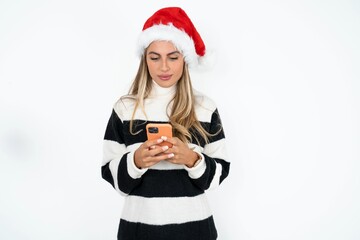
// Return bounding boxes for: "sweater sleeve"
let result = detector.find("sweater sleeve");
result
[101,109,147,196]
[184,108,230,191]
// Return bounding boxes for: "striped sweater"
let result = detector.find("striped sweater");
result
[102,81,230,240]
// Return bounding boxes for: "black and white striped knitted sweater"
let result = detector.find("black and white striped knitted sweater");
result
[102,81,230,240]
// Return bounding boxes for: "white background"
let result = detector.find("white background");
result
[1,0,359,239]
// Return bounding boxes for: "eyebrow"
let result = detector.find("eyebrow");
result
[147,51,181,56]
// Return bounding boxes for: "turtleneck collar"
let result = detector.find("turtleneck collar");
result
[149,80,177,98]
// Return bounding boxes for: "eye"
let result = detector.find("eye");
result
[147,53,160,61]
[169,55,179,61]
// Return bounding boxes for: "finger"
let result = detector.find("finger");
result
[156,152,175,158]
[164,143,182,154]
[150,152,174,162]
[160,136,177,146]
[165,156,178,164]
[143,138,164,148]
[142,150,167,163]
[149,145,170,156]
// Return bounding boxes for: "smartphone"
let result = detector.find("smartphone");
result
[146,123,173,148]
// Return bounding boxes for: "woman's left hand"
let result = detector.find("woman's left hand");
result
[160,136,200,168]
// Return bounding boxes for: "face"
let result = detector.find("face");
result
[146,41,184,88]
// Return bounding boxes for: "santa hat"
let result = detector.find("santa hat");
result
[137,7,206,68]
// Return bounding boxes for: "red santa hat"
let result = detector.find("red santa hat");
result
[137,7,206,68]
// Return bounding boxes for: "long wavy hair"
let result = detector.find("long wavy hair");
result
[126,50,212,145]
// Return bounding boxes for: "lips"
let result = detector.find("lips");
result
[158,75,172,81]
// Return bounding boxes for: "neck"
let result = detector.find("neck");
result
[150,80,177,97]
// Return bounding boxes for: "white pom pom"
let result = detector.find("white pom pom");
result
[192,48,218,71]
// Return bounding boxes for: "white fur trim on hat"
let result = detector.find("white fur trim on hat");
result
[137,24,200,68]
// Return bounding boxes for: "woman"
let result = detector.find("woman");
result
[102,7,230,240]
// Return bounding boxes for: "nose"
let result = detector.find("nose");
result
[160,59,170,71]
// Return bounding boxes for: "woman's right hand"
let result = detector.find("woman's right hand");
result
[134,138,174,169]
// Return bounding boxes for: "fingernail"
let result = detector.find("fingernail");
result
[150,145,156,149]
[161,136,167,141]
[157,138,163,143]
[168,153,174,158]
[162,146,169,151]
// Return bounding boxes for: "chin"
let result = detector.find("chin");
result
[156,80,176,88]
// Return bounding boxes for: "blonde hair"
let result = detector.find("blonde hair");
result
[126,53,212,145]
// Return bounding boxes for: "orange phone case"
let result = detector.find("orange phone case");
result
[146,123,173,148]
